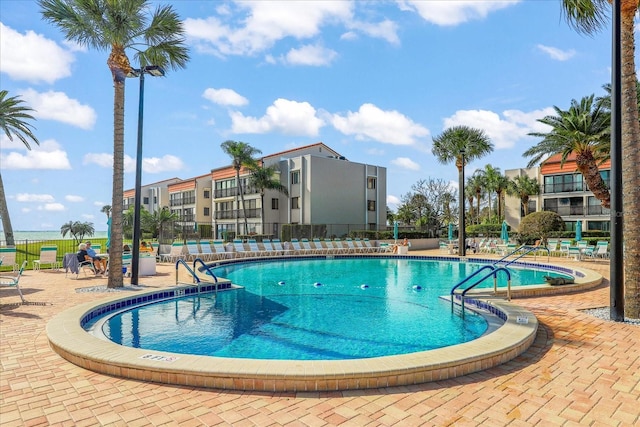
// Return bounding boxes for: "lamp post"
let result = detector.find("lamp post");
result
[458,149,466,257]
[128,65,164,286]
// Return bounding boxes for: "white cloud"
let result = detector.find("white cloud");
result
[65,195,84,202]
[142,155,185,173]
[366,148,385,156]
[330,103,429,145]
[16,193,55,203]
[442,108,552,150]
[18,89,96,130]
[536,44,576,61]
[40,203,65,212]
[81,214,94,220]
[230,98,324,136]
[283,44,338,66]
[203,88,249,106]
[387,194,400,206]
[391,157,420,171]
[0,139,71,170]
[0,23,74,84]
[396,0,520,26]
[83,153,185,174]
[21,208,31,213]
[185,1,353,56]
[345,19,400,45]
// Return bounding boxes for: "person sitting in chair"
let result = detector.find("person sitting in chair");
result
[77,243,102,275]
[85,241,107,274]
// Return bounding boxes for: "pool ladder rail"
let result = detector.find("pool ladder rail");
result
[450,245,550,316]
[175,258,224,296]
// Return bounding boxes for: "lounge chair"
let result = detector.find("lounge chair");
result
[185,240,204,261]
[312,238,329,254]
[247,239,267,257]
[343,238,360,254]
[232,239,250,257]
[300,238,318,254]
[161,242,185,263]
[0,247,19,272]
[353,238,369,253]
[261,239,279,257]
[271,239,291,256]
[0,260,28,303]
[33,245,61,271]
[362,238,380,253]
[212,240,232,260]
[199,241,215,261]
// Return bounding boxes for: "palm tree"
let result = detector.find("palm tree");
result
[220,140,261,236]
[101,205,111,219]
[40,0,190,288]
[494,175,511,220]
[525,95,611,207]
[151,206,178,243]
[464,181,476,223]
[467,173,485,224]
[562,0,640,318]
[476,164,502,222]
[0,90,40,246]
[506,175,541,217]
[248,163,289,235]
[60,220,95,246]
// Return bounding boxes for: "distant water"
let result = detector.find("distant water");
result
[0,230,108,241]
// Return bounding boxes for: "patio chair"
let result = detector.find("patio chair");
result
[300,238,318,254]
[63,253,97,278]
[353,238,369,254]
[247,239,268,257]
[212,240,232,260]
[0,247,19,272]
[161,242,185,263]
[271,239,291,256]
[0,260,28,303]
[185,240,204,261]
[312,238,330,254]
[590,241,610,259]
[261,239,279,257]
[33,245,61,271]
[232,239,250,257]
[198,241,215,261]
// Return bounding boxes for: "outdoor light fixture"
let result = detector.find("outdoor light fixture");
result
[128,65,165,286]
[459,148,466,257]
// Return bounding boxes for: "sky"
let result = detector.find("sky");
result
[0,0,626,232]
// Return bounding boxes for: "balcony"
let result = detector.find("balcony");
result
[214,186,259,199]
[215,209,261,220]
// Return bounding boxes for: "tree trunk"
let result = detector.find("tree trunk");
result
[107,78,125,288]
[0,172,15,246]
[621,7,640,318]
[237,169,249,236]
[575,151,611,208]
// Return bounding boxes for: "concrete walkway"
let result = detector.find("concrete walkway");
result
[1,251,638,426]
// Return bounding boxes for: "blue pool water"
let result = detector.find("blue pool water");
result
[98,258,568,360]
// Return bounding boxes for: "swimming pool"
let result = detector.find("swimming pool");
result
[93,257,570,360]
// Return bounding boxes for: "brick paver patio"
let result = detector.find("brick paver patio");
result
[1,251,638,426]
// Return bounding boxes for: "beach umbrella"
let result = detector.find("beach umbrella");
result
[393,221,399,241]
[448,223,453,241]
[105,217,111,250]
[576,220,582,242]
[501,220,509,243]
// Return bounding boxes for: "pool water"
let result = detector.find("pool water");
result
[99,258,564,360]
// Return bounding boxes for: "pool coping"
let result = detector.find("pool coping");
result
[46,256,602,392]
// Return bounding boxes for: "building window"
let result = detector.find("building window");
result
[153,196,157,204]
[291,171,300,185]
[204,207,210,216]
[520,200,537,217]
[367,200,376,211]
[587,196,610,215]
[587,220,610,231]
[543,173,583,193]
[271,198,279,209]
[367,177,377,190]
[204,189,210,199]
[291,197,300,209]
[143,197,149,205]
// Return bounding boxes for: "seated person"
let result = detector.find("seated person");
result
[123,244,131,253]
[392,237,409,254]
[77,243,101,275]
[139,241,153,252]
[85,241,107,274]
[466,238,478,254]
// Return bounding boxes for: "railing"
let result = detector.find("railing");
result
[451,267,512,317]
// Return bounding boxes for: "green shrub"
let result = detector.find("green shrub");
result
[518,211,564,245]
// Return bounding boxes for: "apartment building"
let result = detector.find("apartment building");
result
[505,153,611,232]
[123,177,182,213]
[213,142,387,239]
[126,143,387,240]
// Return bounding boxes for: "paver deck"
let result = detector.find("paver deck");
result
[1,250,638,426]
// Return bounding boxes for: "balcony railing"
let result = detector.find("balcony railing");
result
[214,186,258,199]
[214,208,261,220]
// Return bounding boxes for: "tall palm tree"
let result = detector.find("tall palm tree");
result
[0,90,40,247]
[464,181,476,223]
[40,0,189,288]
[506,175,541,217]
[220,140,261,236]
[248,163,288,235]
[525,95,611,207]
[467,172,485,224]
[562,0,640,318]
[476,164,502,222]
[494,174,511,220]
[101,205,111,219]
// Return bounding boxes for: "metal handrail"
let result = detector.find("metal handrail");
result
[175,259,200,285]
[455,267,512,316]
[494,245,550,267]
[193,258,219,296]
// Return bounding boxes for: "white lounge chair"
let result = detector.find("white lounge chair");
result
[247,239,267,257]
[312,238,329,254]
[212,240,232,260]
[271,239,291,256]
[185,240,204,261]
[199,241,215,261]
[0,260,28,303]
[232,239,250,257]
[33,245,60,271]
[0,247,19,271]
[161,242,185,263]
[300,238,318,254]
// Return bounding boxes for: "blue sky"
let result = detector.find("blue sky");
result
[0,0,622,232]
